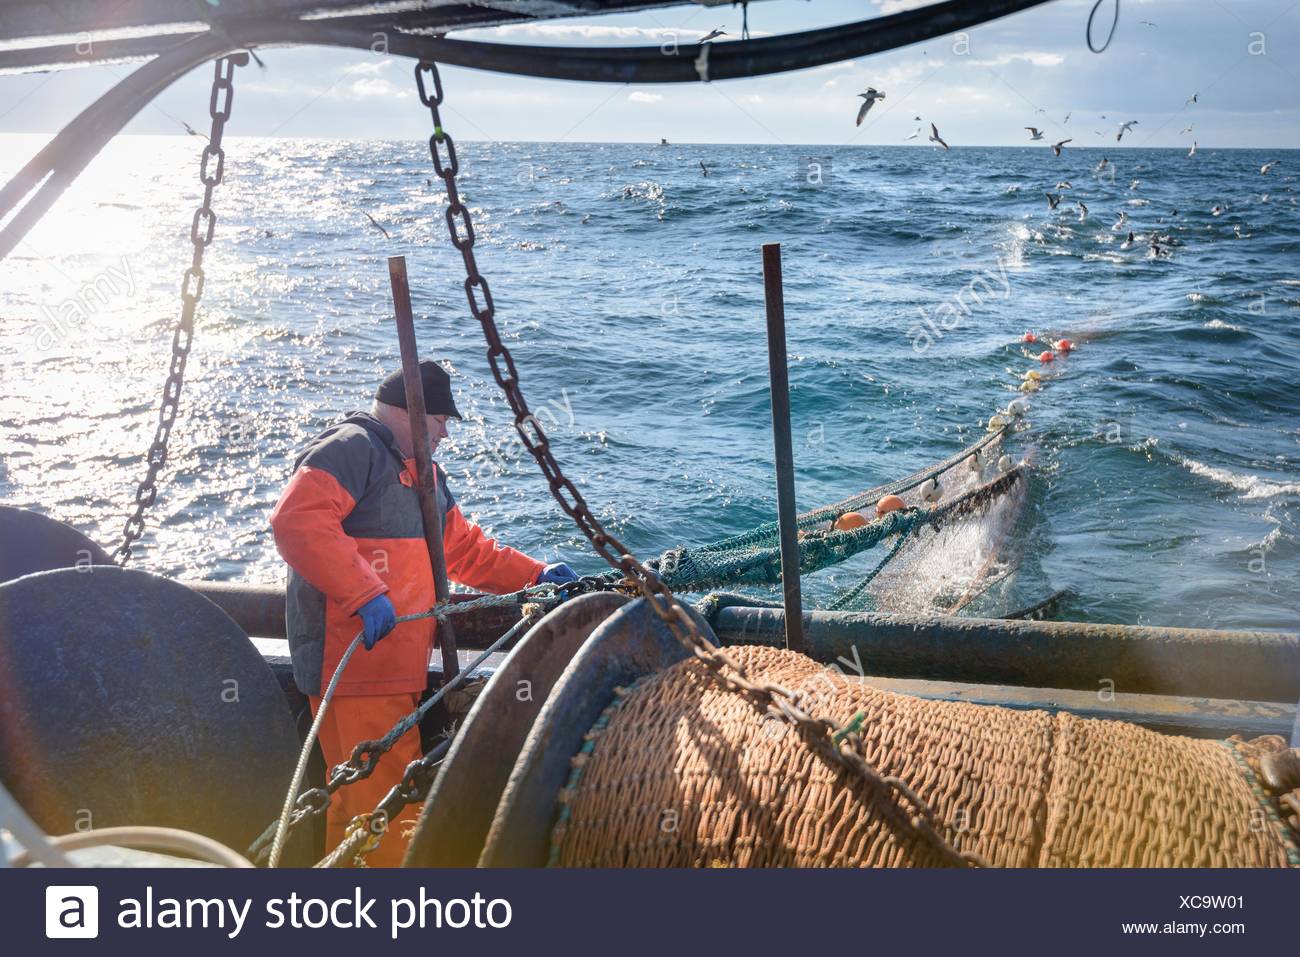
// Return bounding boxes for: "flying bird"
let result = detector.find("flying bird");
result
[1211,203,1226,216]
[1188,141,1197,157]
[856,88,886,126]
[1261,160,1279,174]
[1130,179,1141,190]
[1094,156,1110,174]
[181,121,206,139]
[1116,120,1138,142]
[1064,112,1072,123]
[363,211,391,240]
[1179,124,1193,134]
[1055,180,1073,189]
[913,115,922,121]
[1051,138,1071,157]
[1025,127,1045,140]
[1140,20,1157,27]
[699,160,710,177]
[700,28,726,42]
[1120,230,1136,250]
[1077,201,1089,221]
[1186,93,1199,104]
[1046,192,1062,210]
[929,122,950,150]
[904,128,921,140]
[1112,210,1128,230]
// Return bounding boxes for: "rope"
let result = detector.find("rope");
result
[8,826,253,869]
[1086,0,1120,54]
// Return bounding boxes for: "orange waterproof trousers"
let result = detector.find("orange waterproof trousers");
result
[309,692,423,868]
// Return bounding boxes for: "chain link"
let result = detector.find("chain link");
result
[113,55,244,563]
[413,60,984,868]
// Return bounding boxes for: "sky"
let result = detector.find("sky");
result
[0,0,1298,147]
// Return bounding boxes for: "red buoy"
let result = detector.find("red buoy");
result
[1056,338,1075,352]
[876,495,906,518]
[1039,350,1055,363]
[1022,331,1037,344]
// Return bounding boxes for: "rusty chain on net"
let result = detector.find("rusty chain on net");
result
[414,60,984,867]
[114,54,246,563]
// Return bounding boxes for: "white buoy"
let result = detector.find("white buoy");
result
[919,477,941,503]
[987,414,1007,432]
[1005,398,1028,417]
[967,451,982,471]
[998,454,1013,472]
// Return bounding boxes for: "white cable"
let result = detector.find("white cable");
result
[8,826,252,869]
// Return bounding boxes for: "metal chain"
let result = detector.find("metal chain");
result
[114,54,245,563]
[413,60,984,868]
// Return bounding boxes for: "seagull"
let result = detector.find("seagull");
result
[1026,127,1045,140]
[1211,204,1226,216]
[1140,20,1157,27]
[363,211,391,240]
[1094,156,1110,174]
[1077,201,1089,221]
[1179,124,1193,134]
[1130,179,1141,190]
[1261,160,1279,174]
[580,214,591,224]
[1046,192,1062,210]
[1116,120,1138,142]
[1051,138,1071,157]
[1112,210,1128,230]
[856,88,886,126]
[904,127,921,140]
[1234,224,1252,239]
[913,115,922,121]
[660,138,669,145]
[1055,180,1073,189]
[1064,112,1072,123]
[929,122,950,150]
[699,160,710,177]
[1120,230,1136,250]
[1186,93,1199,104]
[1188,141,1197,157]
[181,121,206,139]
[700,28,726,42]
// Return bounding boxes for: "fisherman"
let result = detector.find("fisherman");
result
[270,360,578,866]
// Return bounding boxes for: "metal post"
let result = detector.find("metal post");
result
[761,242,806,654]
[388,255,459,681]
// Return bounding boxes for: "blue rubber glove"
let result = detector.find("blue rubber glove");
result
[537,562,579,586]
[356,593,398,651]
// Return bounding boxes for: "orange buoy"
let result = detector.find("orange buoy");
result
[1022,331,1037,344]
[876,494,906,518]
[832,511,868,531]
[1038,350,1055,363]
[1056,338,1075,352]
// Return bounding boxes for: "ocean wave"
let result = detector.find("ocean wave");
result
[1177,457,1300,500]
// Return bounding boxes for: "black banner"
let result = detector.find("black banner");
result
[7,867,1291,953]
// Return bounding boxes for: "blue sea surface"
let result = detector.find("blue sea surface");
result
[1,136,1297,630]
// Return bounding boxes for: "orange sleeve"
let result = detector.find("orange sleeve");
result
[269,466,387,615]
[442,504,546,594]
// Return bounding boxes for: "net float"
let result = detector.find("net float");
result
[875,494,906,517]
[1056,338,1075,352]
[1022,331,1037,343]
[1038,350,1055,363]
[832,511,868,531]
[918,478,941,503]
[998,455,1013,472]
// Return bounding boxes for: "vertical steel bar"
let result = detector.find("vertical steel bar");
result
[388,255,460,681]
[761,242,806,654]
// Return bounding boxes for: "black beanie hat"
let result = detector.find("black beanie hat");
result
[375,360,463,419]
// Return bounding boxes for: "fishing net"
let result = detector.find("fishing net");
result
[601,423,1028,614]
[549,646,1300,868]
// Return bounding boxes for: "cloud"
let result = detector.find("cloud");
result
[971,51,1066,68]
[628,91,663,104]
